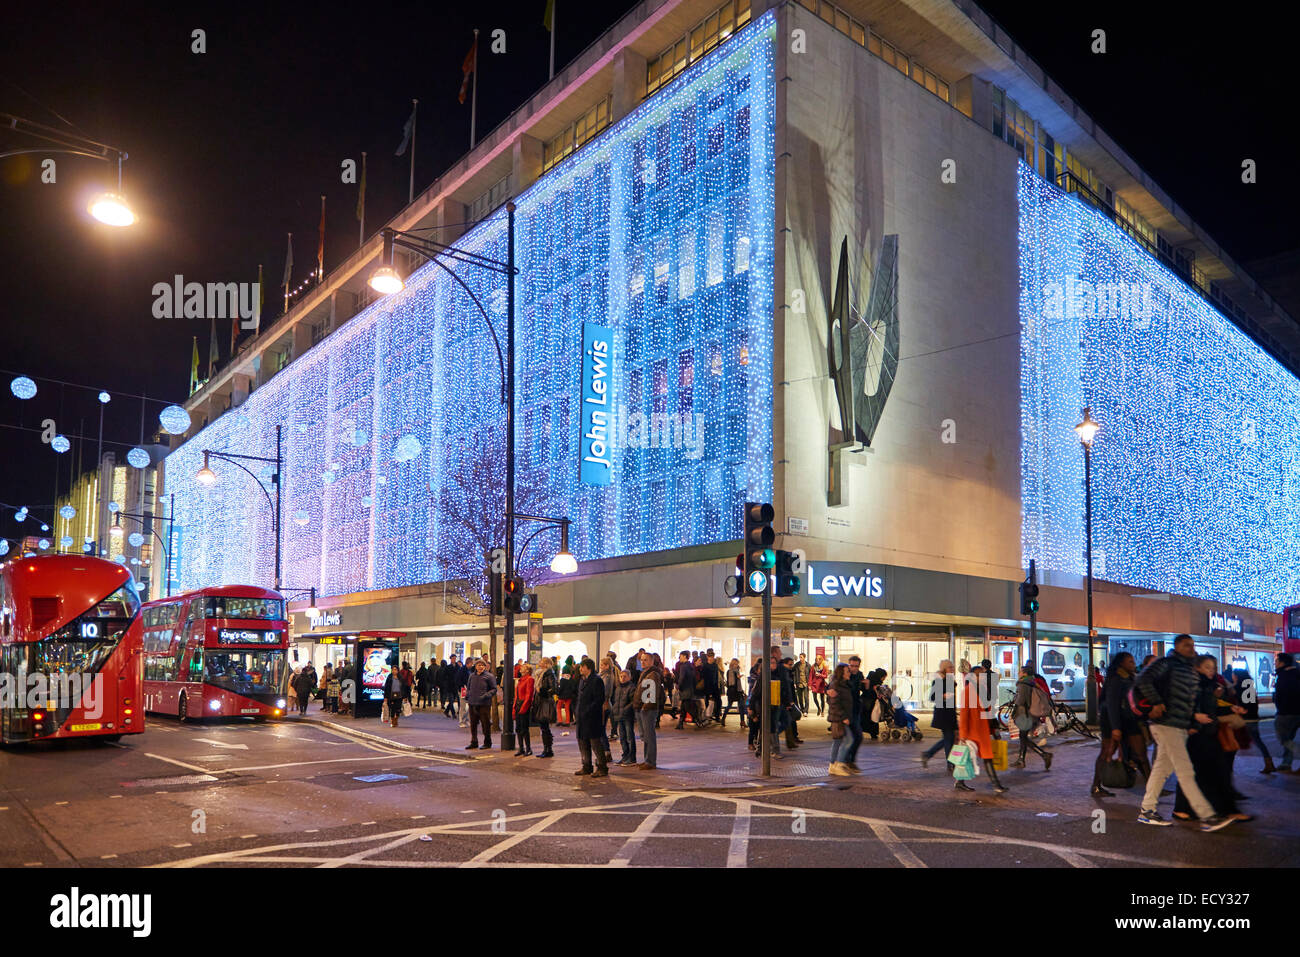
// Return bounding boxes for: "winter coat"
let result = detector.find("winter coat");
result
[957,673,995,760]
[293,670,315,699]
[382,673,404,701]
[466,670,498,707]
[514,674,535,717]
[600,668,616,703]
[1134,651,1202,729]
[674,660,697,699]
[1275,665,1300,716]
[557,674,578,700]
[632,666,663,712]
[1102,669,1140,735]
[809,667,828,694]
[698,659,720,692]
[793,659,810,688]
[575,673,607,738]
[927,674,957,731]
[827,675,852,726]
[609,680,636,721]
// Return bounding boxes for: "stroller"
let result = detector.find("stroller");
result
[872,683,924,742]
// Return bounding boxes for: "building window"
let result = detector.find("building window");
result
[542,94,612,173]
[467,174,509,224]
[646,0,752,96]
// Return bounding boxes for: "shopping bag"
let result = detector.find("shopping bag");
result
[951,751,977,780]
[992,738,1008,771]
[1099,758,1135,789]
[947,741,972,766]
[402,699,413,717]
[380,699,389,723]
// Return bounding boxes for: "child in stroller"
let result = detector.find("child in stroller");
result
[871,669,924,742]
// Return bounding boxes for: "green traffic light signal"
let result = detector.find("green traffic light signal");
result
[755,547,775,569]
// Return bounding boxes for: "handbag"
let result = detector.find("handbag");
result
[870,700,882,723]
[831,720,845,739]
[533,694,557,724]
[1099,758,1136,789]
[1013,712,1033,733]
[1216,721,1240,752]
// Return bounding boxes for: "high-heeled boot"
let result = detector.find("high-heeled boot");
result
[985,760,1008,793]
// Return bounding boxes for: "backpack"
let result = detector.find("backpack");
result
[1028,683,1051,718]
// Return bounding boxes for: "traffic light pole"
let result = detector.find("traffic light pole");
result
[1028,559,1038,671]
[501,202,517,753]
[761,584,772,778]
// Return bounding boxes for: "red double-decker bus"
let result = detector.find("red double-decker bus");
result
[141,585,289,721]
[1284,604,1300,655]
[0,555,144,744]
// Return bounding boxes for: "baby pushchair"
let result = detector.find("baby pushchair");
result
[873,684,924,742]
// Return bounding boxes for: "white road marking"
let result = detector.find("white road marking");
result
[463,811,565,867]
[608,795,678,867]
[726,799,751,868]
[191,738,249,750]
[54,801,69,806]
[171,843,192,848]
[868,822,926,868]
[143,752,228,775]
[101,854,117,860]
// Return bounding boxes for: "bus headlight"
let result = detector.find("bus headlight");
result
[276,698,286,709]
[208,699,221,711]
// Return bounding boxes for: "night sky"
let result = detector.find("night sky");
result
[1,0,1294,535]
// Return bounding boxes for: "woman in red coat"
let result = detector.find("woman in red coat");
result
[514,663,536,757]
[956,665,1007,793]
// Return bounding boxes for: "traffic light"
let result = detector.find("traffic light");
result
[501,574,533,613]
[1019,579,1040,616]
[722,553,745,605]
[773,549,801,597]
[489,572,503,616]
[744,502,775,596]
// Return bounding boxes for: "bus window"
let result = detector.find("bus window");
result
[188,647,203,681]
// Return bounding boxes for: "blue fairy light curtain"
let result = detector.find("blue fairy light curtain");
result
[165,13,776,597]
[1019,162,1300,611]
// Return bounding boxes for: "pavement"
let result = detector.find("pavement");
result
[3,702,1296,868]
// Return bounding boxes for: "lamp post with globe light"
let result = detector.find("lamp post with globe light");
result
[366,209,529,749]
[109,494,176,599]
[197,425,283,590]
[1074,407,1100,726]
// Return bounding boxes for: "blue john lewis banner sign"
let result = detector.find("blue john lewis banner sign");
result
[580,322,614,485]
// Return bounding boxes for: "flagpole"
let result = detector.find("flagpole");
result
[318,194,326,284]
[549,1,556,80]
[359,152,367,246]
[257,264,264,334]
[470,29,479,150]
[284,232,292,315]
[408,99,418,204]
[208,316,217,379]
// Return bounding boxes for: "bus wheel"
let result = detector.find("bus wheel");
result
[178,694,189,722]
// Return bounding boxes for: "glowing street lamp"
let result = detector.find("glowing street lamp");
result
[1075,406,1100,725]
[195,452,217,486]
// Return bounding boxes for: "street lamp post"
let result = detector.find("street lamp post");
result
[368,208,519,747]
[110,492,176,598]
[1075,407,1100,725]
[197,424,283,590]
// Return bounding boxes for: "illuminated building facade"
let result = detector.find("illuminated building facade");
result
[165,0,1295,699]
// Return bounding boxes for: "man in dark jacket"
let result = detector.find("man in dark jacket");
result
[574,659,609,776]
[699,650,722,726]
[674,652,700,730]
[1133,635,1232,830]
[293,667,315,715]
[921,659,957,768]
[438,655,461,718]
[464,659,497,750]
[843,656,866,766]
[1274,652,1300,772]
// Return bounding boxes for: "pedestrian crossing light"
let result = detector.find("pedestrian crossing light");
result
[1019,579,1040,616]
[774,549,801,597]
[744,501,775,597]
[504,576,536,613]
[722,553,745,605]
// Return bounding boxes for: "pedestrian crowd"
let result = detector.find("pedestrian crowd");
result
[282,639,1299,827]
